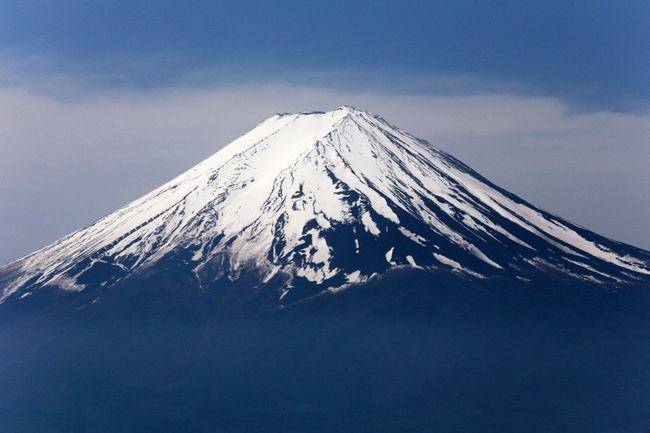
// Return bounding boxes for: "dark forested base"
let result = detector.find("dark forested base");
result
[1,271,649,433]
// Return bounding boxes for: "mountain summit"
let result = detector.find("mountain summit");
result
[1,106,648,305]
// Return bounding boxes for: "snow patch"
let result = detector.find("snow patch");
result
[433,253,462,270]
[385,247,396,265]
[361,211,381,236]
[405,255,421,268]
[398,227,426,245]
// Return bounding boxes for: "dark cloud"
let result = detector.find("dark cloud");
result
[1,0,649,111]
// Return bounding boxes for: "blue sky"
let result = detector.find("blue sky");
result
[0,0,649,262]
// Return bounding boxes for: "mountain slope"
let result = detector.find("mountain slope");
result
[1,106,648,306]
[2,106,650,433]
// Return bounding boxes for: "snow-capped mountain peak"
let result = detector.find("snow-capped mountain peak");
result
[1,107,648,304]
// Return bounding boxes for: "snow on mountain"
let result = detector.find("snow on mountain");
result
[1,106,648,304]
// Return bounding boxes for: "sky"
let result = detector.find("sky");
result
[0,0,649,263]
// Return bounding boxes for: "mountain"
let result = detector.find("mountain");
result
[0,106,648,308]
[1,107,649,433]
